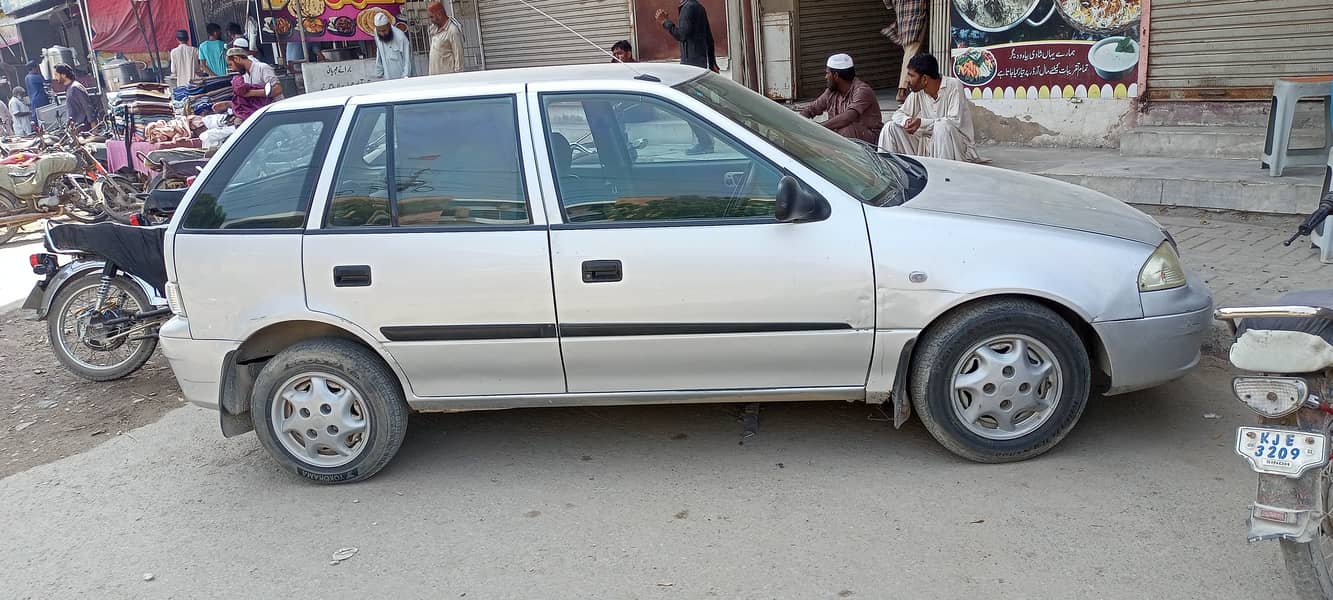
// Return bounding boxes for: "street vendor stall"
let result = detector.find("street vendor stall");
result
[253,0,413,92]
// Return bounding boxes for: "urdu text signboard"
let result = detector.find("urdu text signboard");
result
[949,0,1143,100]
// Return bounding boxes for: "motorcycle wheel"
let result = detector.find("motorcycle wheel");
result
[1280,467,1333,600]
[0,189,19,245]
[96,174,143,225]
[48,174,106,223]
[47,272,158,381]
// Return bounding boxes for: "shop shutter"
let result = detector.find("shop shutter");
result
[477,0,632,70]
[796,0,902,98]
[1148,0,1333,101]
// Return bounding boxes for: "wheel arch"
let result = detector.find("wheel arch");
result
[217,318,410,437]
[890,292,1111,426]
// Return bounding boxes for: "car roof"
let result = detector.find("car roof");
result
[278,63,706,110]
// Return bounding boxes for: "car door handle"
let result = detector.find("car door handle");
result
[333,265,372,287]
[582,260,622,283]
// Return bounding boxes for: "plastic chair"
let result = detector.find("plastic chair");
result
[1263,75,1333,177]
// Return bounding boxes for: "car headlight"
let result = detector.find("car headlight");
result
[1138,241,1186,292]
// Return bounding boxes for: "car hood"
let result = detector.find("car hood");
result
[901,157,1165,246]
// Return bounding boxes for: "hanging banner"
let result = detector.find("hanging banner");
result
[257,0,405,44]
[949,0,1143,100]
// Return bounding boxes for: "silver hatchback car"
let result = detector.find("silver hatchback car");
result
[160,64,1211,483]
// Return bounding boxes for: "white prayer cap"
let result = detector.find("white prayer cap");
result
[231,37,248,48]
[826,53,854,70]
[373,12,390,26]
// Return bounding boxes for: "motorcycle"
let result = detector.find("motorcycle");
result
[1219,190,1333,599]
[0,147,105,245]
[21,195,176,381]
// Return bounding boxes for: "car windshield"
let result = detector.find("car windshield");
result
[676,73,903,205]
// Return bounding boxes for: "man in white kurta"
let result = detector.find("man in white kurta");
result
[427,1,464,75]
[879,53,981,163]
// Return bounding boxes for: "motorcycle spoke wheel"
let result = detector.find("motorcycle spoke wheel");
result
[48,275,158,381]
[98,175,143,224]
[1280,465,1333,599]
[49,175,105,223]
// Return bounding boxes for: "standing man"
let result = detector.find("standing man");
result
[882,0,928,103]
[25,60,48,112]
[227,47,283,102]
[373,13,412,80]
[879,54,980,162]
[11,87,32,136]
[800,54,883,144]
[53,64,94,133]
[169,30,202,87]
[199,23,228,77]
[610,40,635,63]
[654,0,719,72]
[426,1,464,75]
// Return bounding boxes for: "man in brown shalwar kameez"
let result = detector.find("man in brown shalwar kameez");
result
[799,54,884,144]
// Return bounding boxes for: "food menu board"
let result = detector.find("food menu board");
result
[258,0,406,43]
[949,0,1143,100]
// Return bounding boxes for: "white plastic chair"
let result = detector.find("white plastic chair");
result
[1262,75,1333,177]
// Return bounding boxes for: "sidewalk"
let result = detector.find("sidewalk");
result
[1131,207,1326,355]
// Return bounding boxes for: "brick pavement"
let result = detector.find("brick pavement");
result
[1139,206,1331,354]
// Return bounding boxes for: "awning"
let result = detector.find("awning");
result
[0,5,58,26]
[88,0,187,54]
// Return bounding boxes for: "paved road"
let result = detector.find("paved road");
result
[0,357,1296,599]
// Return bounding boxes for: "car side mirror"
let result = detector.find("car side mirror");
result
[775,176,830,223]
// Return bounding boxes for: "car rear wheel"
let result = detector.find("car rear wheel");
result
[251,338,408,484]
[910,299,1091,463]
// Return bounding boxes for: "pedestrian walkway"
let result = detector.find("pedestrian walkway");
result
[1148,207,1330,354]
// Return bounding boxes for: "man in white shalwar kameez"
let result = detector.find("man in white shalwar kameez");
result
[879,53,982,163]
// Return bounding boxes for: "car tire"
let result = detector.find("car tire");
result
[251,338,408,484]
[909,299,1091,463]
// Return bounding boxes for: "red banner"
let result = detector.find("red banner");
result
[88,0,189,53]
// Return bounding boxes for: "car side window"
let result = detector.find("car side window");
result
[325,97,529,228]
[541,93,782,224]
[181,108,338,230]
[327,107,390,228]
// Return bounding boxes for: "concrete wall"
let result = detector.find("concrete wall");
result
[971,98,1133,149]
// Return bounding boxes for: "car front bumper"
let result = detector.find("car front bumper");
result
[1094,275,1213,395]
[158,316,237,410]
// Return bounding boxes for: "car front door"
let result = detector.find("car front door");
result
[531,88,875,394]
[302,88,565,398]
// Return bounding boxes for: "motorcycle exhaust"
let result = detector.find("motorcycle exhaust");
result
[0,210,50,227]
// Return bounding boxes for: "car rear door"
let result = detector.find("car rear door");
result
[302,86,565,398]
[529,85,875,394]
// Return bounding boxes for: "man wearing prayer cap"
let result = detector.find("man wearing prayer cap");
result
[426,1,464,75]
[372,11,412,80]
[799,53,883,144]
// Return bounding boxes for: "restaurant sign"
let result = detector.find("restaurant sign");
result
[258,0,404,43]
[949,0,1142,100]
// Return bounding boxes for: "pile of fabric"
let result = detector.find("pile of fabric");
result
[144,115,206,144]
[111,82,176,140]
[172,77,233,116]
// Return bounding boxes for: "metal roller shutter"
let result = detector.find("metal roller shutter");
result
[478,0,632,70]
[796,0,902,98]
[1148,0,1333,101]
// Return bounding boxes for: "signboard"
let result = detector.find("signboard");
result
[949,0,1142,100]
[300,54,427,92]
[258,0,405,43]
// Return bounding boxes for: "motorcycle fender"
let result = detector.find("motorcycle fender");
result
[1249,461,1324,544]
[34,259,160,320]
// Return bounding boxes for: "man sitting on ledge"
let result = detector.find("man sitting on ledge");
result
[879,53,982,163]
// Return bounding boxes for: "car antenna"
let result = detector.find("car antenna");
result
[512,0,661,82]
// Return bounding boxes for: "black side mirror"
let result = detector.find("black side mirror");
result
[775,176,831,223]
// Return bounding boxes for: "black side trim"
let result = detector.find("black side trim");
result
[551,217,779,231]
[306,224,547,235]
[382,324,558,341]
[559,322,853,337]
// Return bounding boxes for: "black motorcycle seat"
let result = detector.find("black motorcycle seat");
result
[47,222,168,295]
[145,188,186,216]
[1233,290,1333,373]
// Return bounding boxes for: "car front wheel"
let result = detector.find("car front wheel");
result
[251,338,409,484]
[910,299,1091,463]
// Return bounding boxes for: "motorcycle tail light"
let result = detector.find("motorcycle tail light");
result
[28,253,39,267]
[129,214,142,226]
[29,253,55,276]
[1233,377,1309,418]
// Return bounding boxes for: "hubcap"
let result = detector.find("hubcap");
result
[950,334,1063,441]
[270,372,370,468]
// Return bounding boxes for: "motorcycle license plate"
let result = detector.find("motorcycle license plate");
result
[1236,427,1329,478]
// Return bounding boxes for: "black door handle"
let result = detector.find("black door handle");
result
[333,265,372,287]
[582,260,622,283]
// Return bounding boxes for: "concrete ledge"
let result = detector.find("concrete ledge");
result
[1121,126,1326,160]
[988,146,1327,215]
